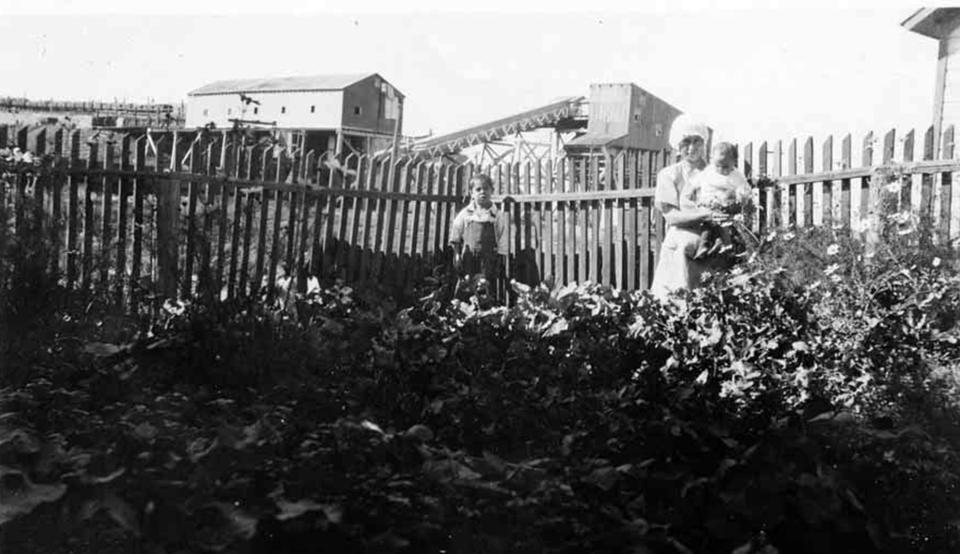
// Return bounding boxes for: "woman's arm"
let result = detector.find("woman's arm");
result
[660,203,719,226]
[657,165,722,227]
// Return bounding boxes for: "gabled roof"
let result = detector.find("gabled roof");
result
[564,132,628,149]
[188,73,378,96]
[901,8,960,40]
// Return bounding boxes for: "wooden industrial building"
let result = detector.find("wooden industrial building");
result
[186,73,404,156]
[563,83,681,157]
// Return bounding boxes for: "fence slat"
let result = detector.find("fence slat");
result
[560,159,572,285]
[822,135,835,227]
[82,141,99,293]
[394,160,415,287]
[252,147,271,293]
[856,131,874,232]
[183,141,200,298]
[903,129,920,217]
[238,190,255,296]
[942,125,957,243]
[366,156,385,278]
[882,128,897,164]
[421,163,437,261]
[441,164,457,264]
[603,152,614,286]
[505,163,518,286]
[650,151,666,271]
[525,162,538,286]
[114,136,131,306]
[294,185,312,294]
[200,140,218,299]
[309,159,326,280]
[518,162,531,284]
[625,153,637,290]
[743,143,760,235]
[841,134,852,228]
[434,164,452,266]
[409,161,424,261]
[803,137,814,227]
[543,160,555,285]
[757,141,771,234]
[227,147,245,298]
[786,138,796,228]
[268,187,284,302]
[130,136,146,310]
[284,152,300,286]
[157,133,180,299]
[590,156,601,283]
[335,155,355,277]
[49,143,63,277]
[362,159,385,280]
[577,159,587,283]
[770,140,783,230]
[216,147,231,297]
[99,139,116,292]
[344,156,364,282]
[65,132,81,288]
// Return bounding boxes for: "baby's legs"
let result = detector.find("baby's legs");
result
[712,225,733,254]
[694,226,719,259]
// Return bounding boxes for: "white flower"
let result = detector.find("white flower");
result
[888,211,911,225]
[826,244,840,256]
[163,299,186,316]
[824,263,840,276]
[306,276,321,294]
[933,257,942,268]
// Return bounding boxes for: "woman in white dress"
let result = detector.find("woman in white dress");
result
[649,118,732,300]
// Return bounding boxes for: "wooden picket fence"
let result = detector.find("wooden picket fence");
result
[2,123,959,309]
[737,125,960,239]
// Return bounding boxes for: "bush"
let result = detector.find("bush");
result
[2,186,960,553]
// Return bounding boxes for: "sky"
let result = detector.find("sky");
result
[0,0,951,152]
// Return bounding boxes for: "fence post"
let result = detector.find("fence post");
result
[157,130,181,299]
[864,131,883,261]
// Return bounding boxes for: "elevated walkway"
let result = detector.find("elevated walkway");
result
[410,96,587,158]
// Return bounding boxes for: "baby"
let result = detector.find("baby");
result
[681,142,752,259]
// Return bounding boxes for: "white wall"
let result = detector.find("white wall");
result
[942,24,960,133]
[185,91,343,129]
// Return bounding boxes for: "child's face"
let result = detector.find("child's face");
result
[712,150,736,174]
[471,179,492,207]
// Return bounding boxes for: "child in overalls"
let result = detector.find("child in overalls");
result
[449,174,508,297]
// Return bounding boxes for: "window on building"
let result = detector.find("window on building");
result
[203,109,209,116]
[310,105,315,113]
[281,106,286,114]
[253,107,258,115]
[353,106,362,116]
[227,108,232,115]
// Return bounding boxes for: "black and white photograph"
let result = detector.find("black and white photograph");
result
[1,1,960,552]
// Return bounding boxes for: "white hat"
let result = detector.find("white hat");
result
[668,114,710,150]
